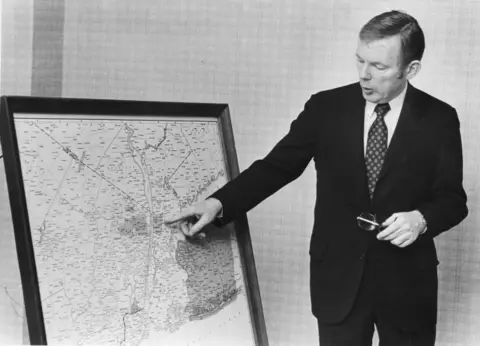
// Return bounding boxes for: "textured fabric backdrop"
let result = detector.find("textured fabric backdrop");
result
[1,1,479,345]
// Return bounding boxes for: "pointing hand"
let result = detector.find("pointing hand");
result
[164,198,223,237]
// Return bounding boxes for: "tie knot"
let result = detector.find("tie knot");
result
[374,103,391,118]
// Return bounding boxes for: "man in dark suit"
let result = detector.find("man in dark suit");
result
[166,10,468,346]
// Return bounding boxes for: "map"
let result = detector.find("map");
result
[12,114,257,346]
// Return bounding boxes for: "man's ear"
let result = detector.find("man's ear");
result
[404,60,421,80]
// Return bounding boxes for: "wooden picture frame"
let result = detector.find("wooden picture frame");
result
[0,96,268,346]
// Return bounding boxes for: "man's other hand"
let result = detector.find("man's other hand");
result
[377,210,427,248]
[164,198,223,237]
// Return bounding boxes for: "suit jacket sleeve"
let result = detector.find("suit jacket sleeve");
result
[210,95,319,225]
[417,107,468,238]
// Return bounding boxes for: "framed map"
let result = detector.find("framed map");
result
[0,96,268,346]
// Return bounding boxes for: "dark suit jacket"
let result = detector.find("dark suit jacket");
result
[210,82,468,330]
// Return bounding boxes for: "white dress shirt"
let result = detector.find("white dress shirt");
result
[363,84,408,155]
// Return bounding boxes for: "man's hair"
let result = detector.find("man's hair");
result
[359,10,425,68]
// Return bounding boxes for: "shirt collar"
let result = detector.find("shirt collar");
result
[365,83,408,118]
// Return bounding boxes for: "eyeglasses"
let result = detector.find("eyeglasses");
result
[357,212,381,231]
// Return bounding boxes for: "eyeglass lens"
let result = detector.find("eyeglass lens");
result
[357,212,379,231]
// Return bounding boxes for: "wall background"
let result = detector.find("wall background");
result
[1,0,479,345]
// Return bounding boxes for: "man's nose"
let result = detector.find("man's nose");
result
[359,65,371,80]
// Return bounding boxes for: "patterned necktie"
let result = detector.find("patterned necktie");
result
[365,103,391,199]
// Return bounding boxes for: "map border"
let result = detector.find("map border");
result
[0,95,269,346]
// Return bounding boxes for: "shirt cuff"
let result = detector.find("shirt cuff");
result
[417,210,428,234]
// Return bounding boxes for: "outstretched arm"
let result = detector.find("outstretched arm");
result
[165,95,321,235]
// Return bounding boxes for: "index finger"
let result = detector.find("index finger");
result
[164,208,196,224]
[377,217,401,240]
[381,213,398,227]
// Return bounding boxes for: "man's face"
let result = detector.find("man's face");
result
[355,35,408,103]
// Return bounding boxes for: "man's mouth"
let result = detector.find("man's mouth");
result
[361,86,374,94]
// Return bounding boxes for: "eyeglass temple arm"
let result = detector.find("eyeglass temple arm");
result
[356,216,380,227]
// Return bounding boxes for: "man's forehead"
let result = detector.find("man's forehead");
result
[357,35,402,51]
[356,36,402,62]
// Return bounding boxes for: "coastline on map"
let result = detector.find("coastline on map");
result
[187,286,243,321]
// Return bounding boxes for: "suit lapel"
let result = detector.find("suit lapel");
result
[376,83,424,183]
[341,83,370,205]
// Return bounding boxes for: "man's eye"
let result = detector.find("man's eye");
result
[375,65,386,70]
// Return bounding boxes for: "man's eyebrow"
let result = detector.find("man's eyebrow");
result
[356,54,388,66]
